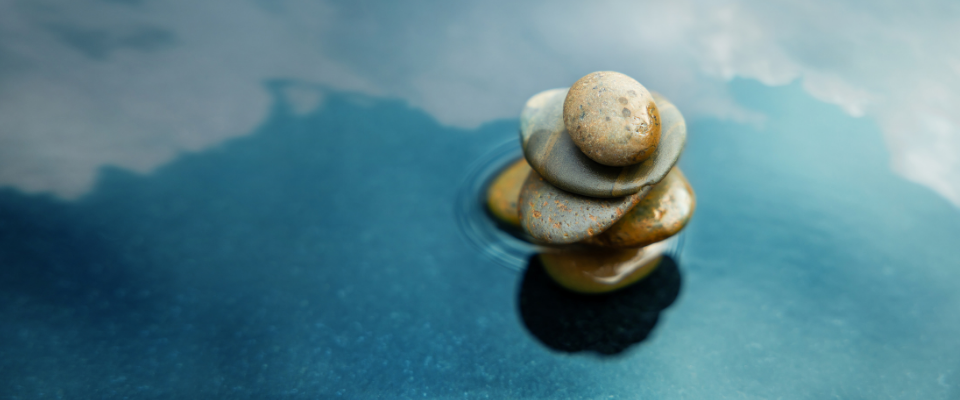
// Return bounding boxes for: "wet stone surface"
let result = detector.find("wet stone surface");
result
[485,158,531,227]
[538,240,670,294]
[585,167,696,248]
[563,71,661,166]
[519,171,649,244]
[520,90,686,198]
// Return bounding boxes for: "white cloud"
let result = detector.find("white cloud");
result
[1,0,959,206]
[0,0,374,197]
[682,0,960,205]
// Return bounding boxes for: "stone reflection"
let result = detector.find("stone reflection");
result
[518,255,681,355]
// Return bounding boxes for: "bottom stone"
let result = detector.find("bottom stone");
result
[538,240,671,294]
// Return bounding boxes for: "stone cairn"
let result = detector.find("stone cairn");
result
[487,71,695,294]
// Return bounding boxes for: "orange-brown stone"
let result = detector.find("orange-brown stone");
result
[485,158,531,227]
[538,240,671,294]
[585,167,695,248]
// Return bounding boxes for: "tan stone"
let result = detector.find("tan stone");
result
[563,71,661,167]
[485,158,531,227]
[538,240,671,294]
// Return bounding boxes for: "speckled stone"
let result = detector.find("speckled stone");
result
[584,167,696,248]
[538,240,671,294]
[563,71,661,167]
[485,158,531,227]
[519,171,650,244]
[520,89,686,198]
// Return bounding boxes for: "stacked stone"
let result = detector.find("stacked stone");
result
[487,71,695,294]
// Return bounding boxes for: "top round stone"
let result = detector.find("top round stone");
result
[563,71,661,167]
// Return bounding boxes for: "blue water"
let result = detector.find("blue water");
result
[1,79,959,399]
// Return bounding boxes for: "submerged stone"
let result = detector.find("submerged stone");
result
[538,240,671,294]
[585,167,696,248]
[519,171,649,244]
[563,71,661,167]
[520,90,686,198]
[485,158,531,227]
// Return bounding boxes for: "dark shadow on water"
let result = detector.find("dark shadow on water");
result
[518,255,682,355]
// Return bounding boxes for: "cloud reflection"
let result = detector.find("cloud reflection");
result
[1,0,958,205]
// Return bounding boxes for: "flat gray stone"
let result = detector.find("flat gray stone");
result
[519,171,650,245]
[520,89,686,198]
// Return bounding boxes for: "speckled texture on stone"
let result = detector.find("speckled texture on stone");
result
[585,167,696,248]
[519,171,649,244]
[563,71,661,166]
[520,90,686,198]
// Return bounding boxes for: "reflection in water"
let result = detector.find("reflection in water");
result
[518,256,681,355]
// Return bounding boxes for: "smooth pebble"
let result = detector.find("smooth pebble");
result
[563,71,660,167]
